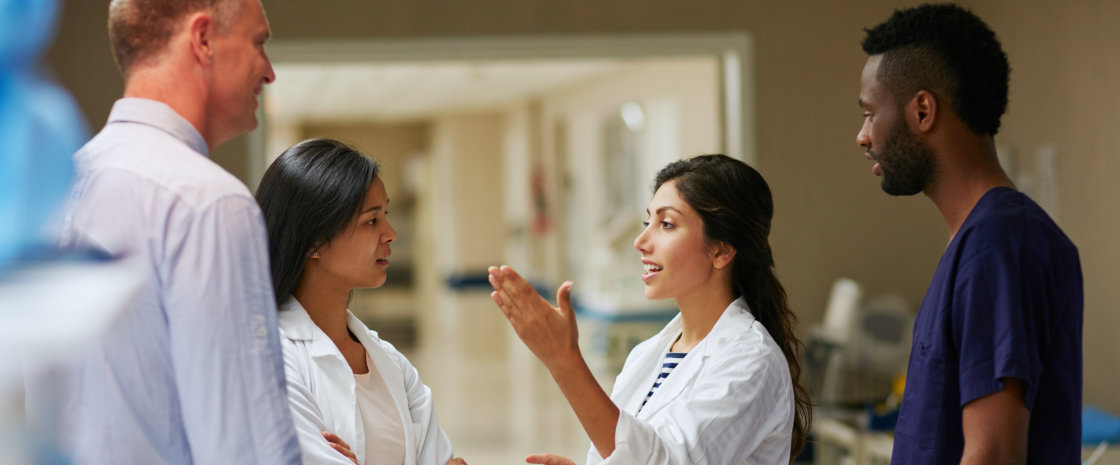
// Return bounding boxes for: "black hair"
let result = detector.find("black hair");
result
[255,138,380,306]
[653,154,811,460]
[862,3,1010,136]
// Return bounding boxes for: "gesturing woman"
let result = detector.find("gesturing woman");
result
[489,154,811,465]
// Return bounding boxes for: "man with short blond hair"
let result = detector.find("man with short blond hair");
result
[46,0,302,462]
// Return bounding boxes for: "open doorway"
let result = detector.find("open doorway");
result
[252,33,753,462]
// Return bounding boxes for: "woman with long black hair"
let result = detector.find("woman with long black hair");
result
[489,154,811,465]
[257,138,463,465]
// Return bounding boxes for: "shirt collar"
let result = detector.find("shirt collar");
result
[107,98,209,157]
[278,297,378,343]
[700,296,756,356]
[653,296,757,358]
[277,298,350,363]
[278,297,317,341]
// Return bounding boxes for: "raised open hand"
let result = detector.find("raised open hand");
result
[488,265,579,370]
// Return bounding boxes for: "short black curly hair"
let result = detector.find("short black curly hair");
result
[862,3,1010,136]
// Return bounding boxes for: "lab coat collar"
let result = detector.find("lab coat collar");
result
[277,298,385,350]
[633,297,756,418]
[277,299,404,394]
[277,299,355,365]
[278,298,318,340]
[278,298,414,464]
[645,296,755,358]
[697,296,756,358]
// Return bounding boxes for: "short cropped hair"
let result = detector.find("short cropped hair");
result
[862,3,1010,136]
[107,0,242,75]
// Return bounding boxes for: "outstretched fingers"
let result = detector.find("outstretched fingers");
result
[488,267,513,317]
[507,266,544,297]
[489,265,540,319]
[502,266,556,316]
[490,290,509,316]
[321,431,358,464]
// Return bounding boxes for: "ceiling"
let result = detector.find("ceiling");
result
[265,59,631,124]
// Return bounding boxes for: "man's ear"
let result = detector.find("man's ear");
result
[711,242,737,270]
[186,12,216,65]
[910,89,939,134]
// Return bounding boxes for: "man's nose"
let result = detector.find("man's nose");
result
[856,120,871,149]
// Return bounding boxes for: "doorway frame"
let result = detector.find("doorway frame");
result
[250,33,754,187]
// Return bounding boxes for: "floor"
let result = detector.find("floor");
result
[353,283,672,465]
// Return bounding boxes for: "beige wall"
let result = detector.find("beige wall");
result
[47,0,1120,411]
[301,122,429,202]
[971,0,1120,413]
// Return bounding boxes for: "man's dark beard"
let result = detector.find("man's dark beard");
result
[878,120,936,196]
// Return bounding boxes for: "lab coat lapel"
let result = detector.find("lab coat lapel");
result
[309,330,365,461]
[347,312,414,464]
[618,315,682,416]
[636,299,750,419]
[636,340,706,419]
[280,300,362,456]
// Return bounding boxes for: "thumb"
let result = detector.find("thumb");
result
[557,281,574,316]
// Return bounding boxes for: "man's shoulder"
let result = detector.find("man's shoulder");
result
[77,123,254,210]
[959,188,1074,255]
[948,190,1081,304]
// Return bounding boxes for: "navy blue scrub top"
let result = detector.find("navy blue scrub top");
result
[890,187,1083,465]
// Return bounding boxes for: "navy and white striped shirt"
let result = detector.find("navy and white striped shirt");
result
[639,352,687,412]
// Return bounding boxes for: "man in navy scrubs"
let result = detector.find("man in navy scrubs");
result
[856,4,1083,464]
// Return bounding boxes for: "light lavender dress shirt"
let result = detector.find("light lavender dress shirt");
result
[45,98,302,464]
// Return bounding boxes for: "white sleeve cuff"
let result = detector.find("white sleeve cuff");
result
[597,410,655,464]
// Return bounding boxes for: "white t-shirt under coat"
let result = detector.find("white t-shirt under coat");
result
[355,352,406,465]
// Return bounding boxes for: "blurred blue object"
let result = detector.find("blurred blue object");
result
[866,402,900,432]
[1084,405,1120,445]
[0,0,88,270]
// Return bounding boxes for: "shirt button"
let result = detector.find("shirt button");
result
[257,327,267,338]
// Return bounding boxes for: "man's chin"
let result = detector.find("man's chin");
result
[881,179,925,196]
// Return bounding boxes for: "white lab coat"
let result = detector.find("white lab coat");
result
[588,297,794,465]
[278,298,453,465]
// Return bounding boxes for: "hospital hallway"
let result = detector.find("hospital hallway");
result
[14,1,1120,462]
[264,52,724,463]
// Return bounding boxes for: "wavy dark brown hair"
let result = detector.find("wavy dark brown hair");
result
[654,154,811,461]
